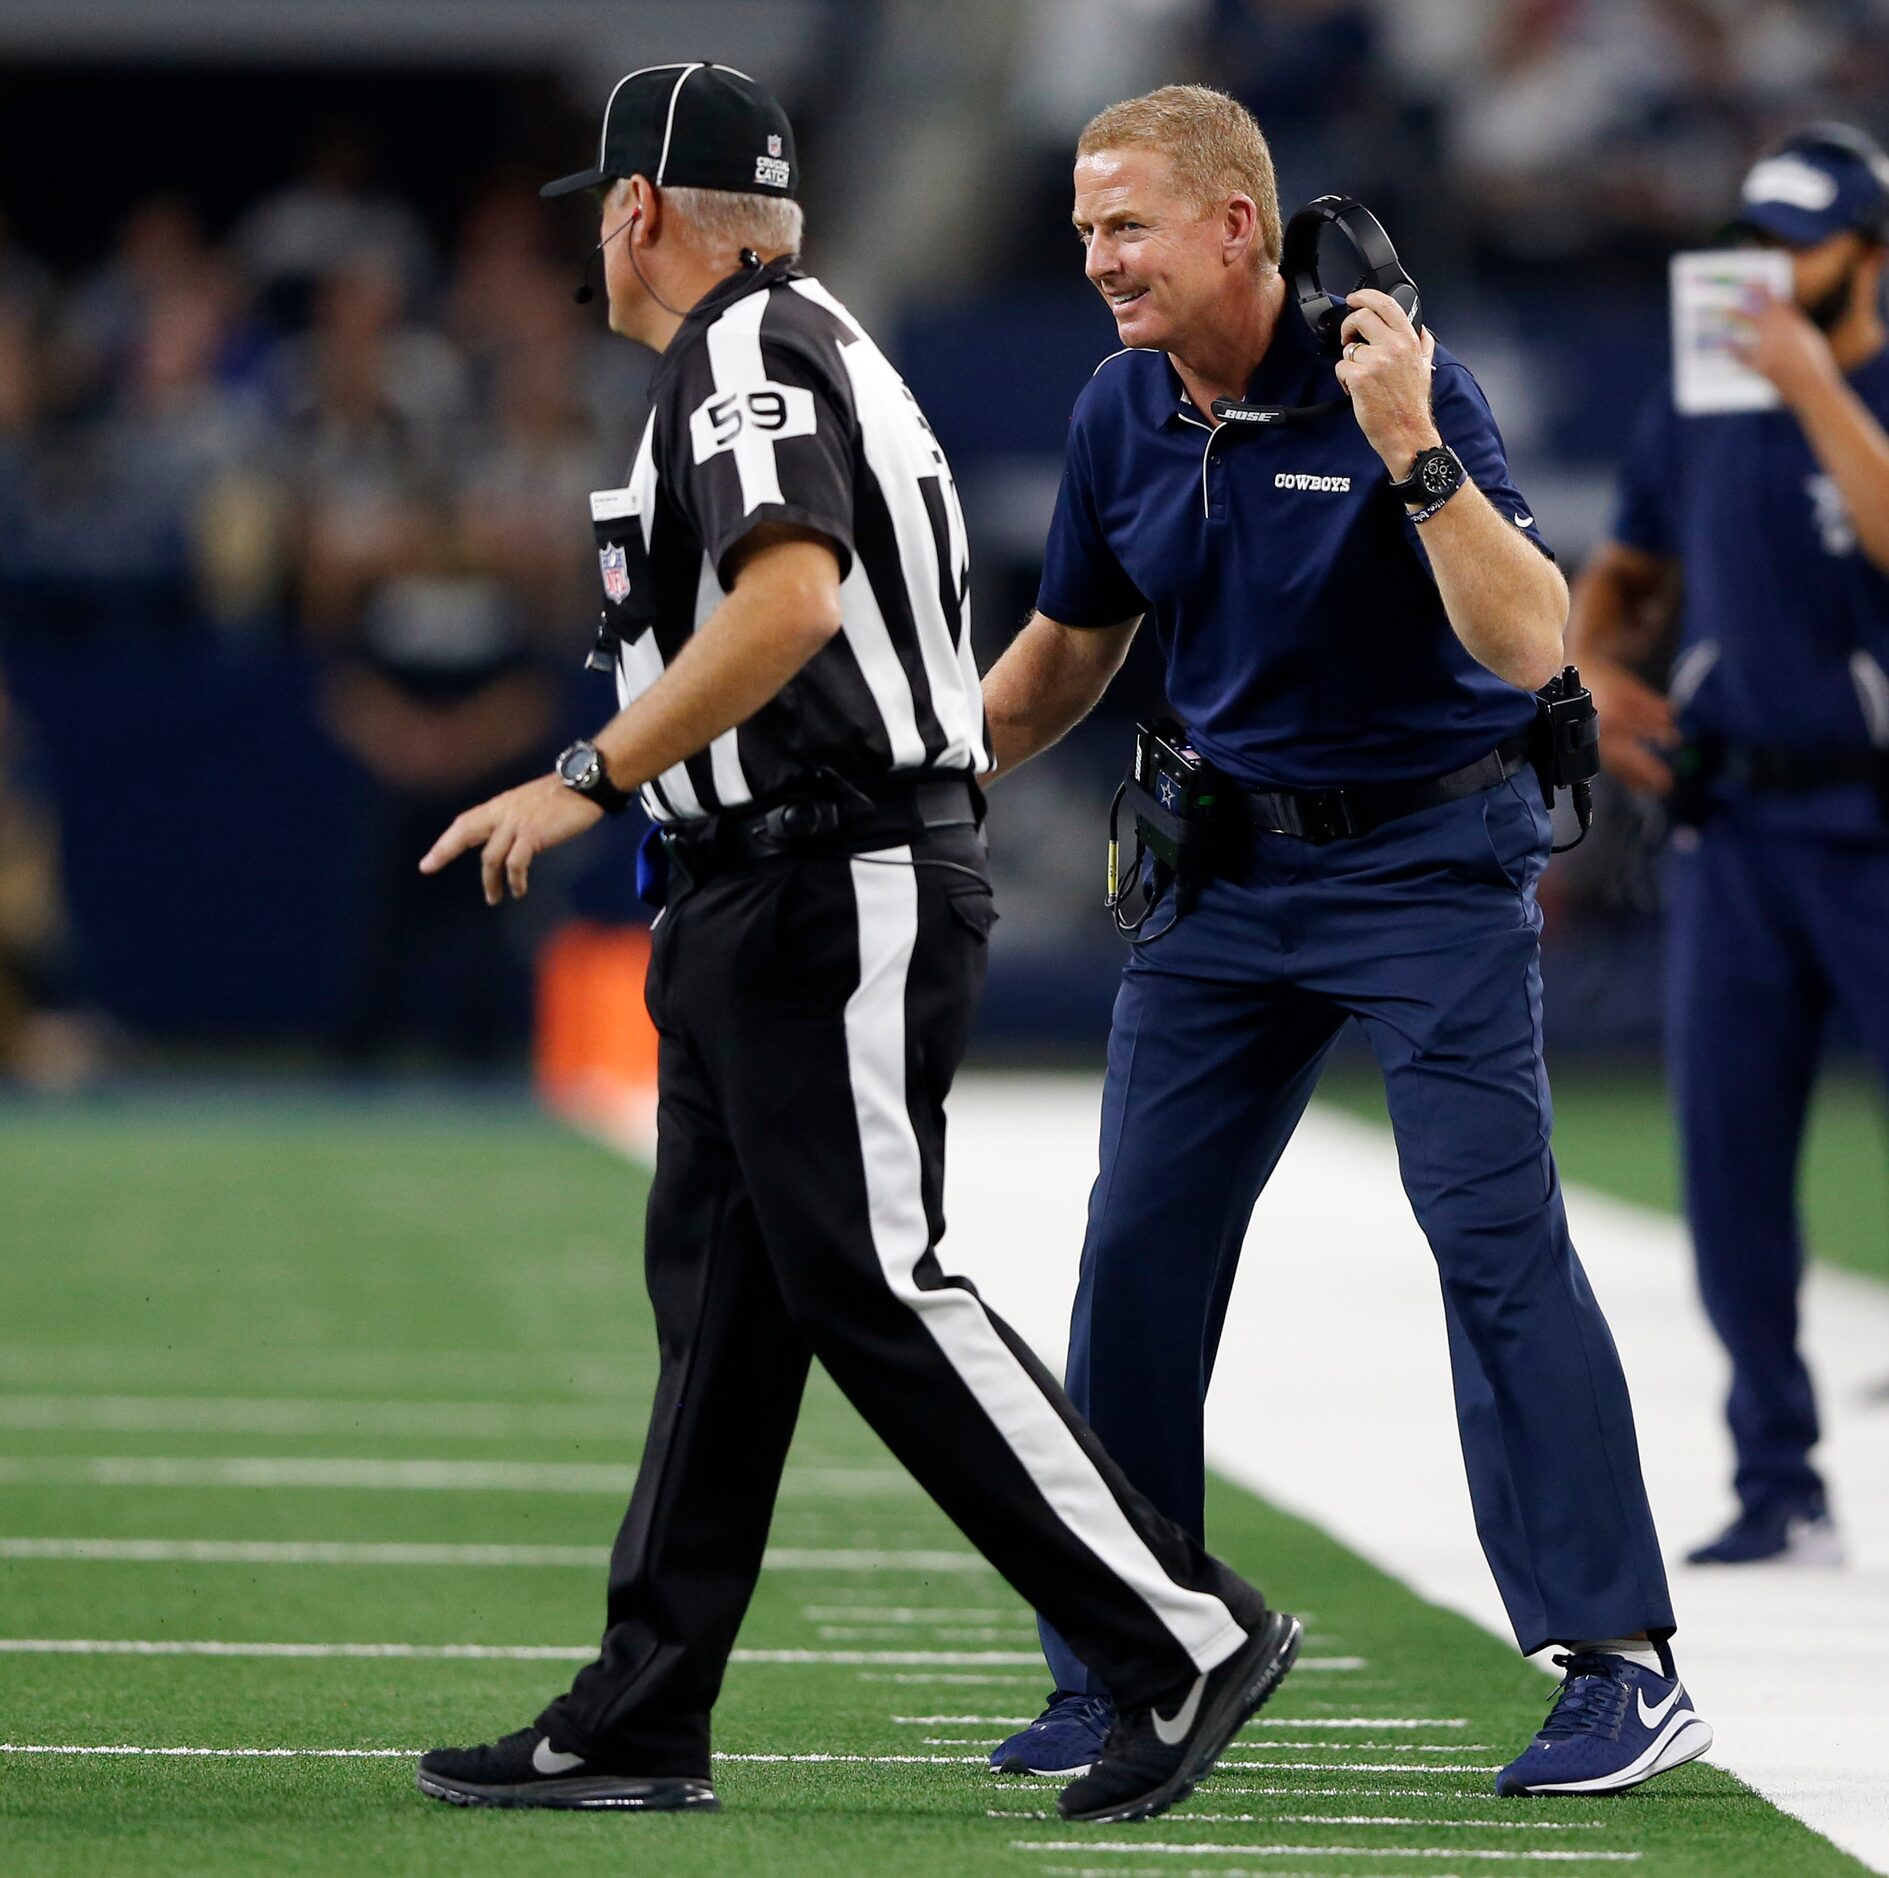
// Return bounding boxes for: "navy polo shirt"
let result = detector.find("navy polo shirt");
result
[1036,304,1546,790]
[1612,353,1889,758]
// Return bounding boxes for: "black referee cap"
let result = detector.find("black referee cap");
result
[540,62,798,201]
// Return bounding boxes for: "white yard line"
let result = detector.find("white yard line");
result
[0,1394,606,1438]
[0,1539,985,1573]
[0,1744,414,1758]
[0,1640,1050,1666]
[1011,1844,1641,1863]
[896,1717,1467,1729]
[943,1075,1889,1876]
[0,1457,907,1495]
[992,1813,1605,1831]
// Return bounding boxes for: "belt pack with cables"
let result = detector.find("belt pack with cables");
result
[1106,719,1236,942]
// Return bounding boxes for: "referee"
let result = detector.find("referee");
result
[412,63,1297,1825]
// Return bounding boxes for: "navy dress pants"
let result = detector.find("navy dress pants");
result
[1665,810,1889,1517]
[1042,775,1674,1691]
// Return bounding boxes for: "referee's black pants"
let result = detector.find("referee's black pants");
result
[539,826,1260,1775]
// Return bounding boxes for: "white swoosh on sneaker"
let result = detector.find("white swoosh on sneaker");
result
[1636,1683,1683,1730]
[1151,1673,1206,1746]
[532,1737,587,1774]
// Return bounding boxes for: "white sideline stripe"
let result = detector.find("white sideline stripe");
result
[0,1640,1057,1666]
[841,855,1245,1680]
[941,1080,1889,1872]
[0,1539,983,1573]
[0,1457,907,1495]
[1011,1847,1642,1864]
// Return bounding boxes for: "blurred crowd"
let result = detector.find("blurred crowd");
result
[0,131,656,1070]
[0,2,1883,1070]
[1010,0,1889,280]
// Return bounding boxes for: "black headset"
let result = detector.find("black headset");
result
[1282,194,1421,357]
[1210,195,1421,427]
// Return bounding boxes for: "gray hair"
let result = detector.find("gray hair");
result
[623,181,803,257]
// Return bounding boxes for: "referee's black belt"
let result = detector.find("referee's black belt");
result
[1243,732,1535,844]
[660,773,982,884]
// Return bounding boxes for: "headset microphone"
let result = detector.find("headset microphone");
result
[574,210,640,305]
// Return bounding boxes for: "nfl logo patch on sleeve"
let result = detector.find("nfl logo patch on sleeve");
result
[599,541,631,603]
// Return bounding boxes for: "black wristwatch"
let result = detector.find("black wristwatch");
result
[555,739,632,815]
[1387,444,1465,512]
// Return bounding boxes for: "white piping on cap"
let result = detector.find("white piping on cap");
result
[656,62,707,185]
[597,63,691,172]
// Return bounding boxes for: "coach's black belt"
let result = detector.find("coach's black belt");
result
[1244,732,1535,844]
[660,774,982,887]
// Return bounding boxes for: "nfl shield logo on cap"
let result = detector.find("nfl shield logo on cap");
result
[599,541,631,604]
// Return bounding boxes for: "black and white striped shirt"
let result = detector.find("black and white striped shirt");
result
[588,257,990,823]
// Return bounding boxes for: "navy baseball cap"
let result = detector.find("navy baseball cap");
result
[1732,123,1889,247]
[540,62,797,201]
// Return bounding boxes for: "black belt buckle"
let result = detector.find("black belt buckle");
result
[1295,788,1358,844]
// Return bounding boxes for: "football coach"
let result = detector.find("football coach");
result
[410,63,1298,1825]
[983,85,1711,1798]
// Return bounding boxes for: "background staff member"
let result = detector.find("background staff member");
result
[410,62,1298,1826]
[982,84,1709,1799]
[1570,125,1889,1569]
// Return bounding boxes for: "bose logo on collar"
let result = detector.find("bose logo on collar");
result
[1274,472,1352,493]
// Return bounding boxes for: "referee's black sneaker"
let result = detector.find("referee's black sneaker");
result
[1057,1608,1302,1824]
[415,1727,719,1811]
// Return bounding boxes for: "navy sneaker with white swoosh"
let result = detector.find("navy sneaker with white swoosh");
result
[1495,1647,1713,1796]
[989,1690,1115,1776]
[1056,1608,1302,1824]
[415,1726,719,1810]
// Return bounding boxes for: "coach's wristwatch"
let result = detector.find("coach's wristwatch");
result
[1388,444,1465,520]
[556,739,633,815]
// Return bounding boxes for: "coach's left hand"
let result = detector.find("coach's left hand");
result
[1335,287,1441,476]
[420,774,604,905]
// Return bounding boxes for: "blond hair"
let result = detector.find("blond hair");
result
[1077,85,1281,265]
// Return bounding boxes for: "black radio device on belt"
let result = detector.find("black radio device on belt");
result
[1530,666,1600,852]
[1106,719,1231,942]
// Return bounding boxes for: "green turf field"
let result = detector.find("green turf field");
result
[0,1095,1874,1876]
